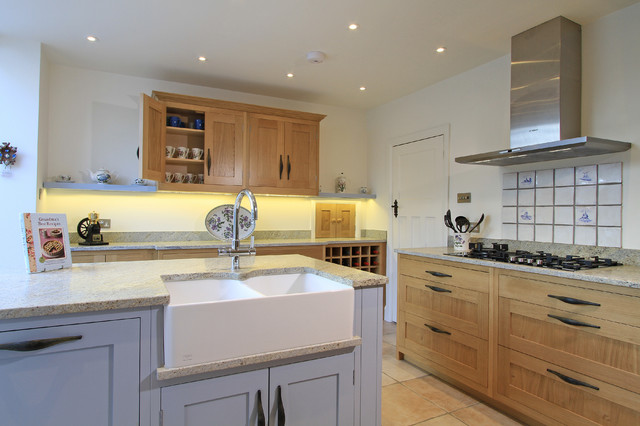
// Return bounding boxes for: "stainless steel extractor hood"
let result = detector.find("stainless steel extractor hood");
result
[456,16,630,166]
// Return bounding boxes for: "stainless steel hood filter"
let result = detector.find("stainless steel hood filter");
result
[456,17,630,166]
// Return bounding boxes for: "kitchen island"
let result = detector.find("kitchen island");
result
[395,247,640,426]
[0,255,387,425]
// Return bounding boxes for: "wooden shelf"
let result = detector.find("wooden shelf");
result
[166,126,204,136]
[166,158,205,165]
[43,182,157,192]
[318,192,376,199]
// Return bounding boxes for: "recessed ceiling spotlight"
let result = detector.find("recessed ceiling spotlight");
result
[86,35,98,42]
[435,47,447,53]
[359,86,366,91]
[348,23,359,30]
[198,56,207,62]
[286,73,294,78]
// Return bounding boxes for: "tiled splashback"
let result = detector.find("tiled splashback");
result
[502,163,622,247]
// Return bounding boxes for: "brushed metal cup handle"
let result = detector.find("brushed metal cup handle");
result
[0,335,82,352]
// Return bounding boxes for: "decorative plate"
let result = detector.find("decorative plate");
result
[205,204,255,241]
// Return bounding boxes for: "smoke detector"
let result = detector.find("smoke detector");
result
[306,51,326,64]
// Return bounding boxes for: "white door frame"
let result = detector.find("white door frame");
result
[385,124,450,322]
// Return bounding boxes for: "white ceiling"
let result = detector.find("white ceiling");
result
[2,0,638,109]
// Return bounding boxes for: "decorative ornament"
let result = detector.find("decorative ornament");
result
[1,142,17,168]
[336,172,346,193]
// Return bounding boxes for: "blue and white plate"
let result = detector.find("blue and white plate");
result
[205,204,255,241]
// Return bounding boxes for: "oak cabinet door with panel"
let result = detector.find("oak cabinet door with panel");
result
[316,203,356,238]
[140,93,165,182]
[205,109,244,186]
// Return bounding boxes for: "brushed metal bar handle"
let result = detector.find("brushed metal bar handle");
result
[547,369,599,391]
[425,285,452,293]
[256,389,266,426]
[425,270,452,278]
[0,335,82,352]
[548,314,600,329]
[547,294,600,306]
[424,324,451,335]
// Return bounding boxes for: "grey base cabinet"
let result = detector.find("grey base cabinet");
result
[0,317,141,426]
[161,353,355,426]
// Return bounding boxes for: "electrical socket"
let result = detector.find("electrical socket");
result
[457,192,471,203]
[98,219,111,228]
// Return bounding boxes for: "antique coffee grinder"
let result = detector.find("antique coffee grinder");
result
[77,211,109,246]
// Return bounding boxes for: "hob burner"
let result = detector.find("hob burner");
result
[445,243,622,271]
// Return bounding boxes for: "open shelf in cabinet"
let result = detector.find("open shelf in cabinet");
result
[324,243,386,275]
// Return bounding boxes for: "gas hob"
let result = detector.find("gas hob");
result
[445,243,622,271]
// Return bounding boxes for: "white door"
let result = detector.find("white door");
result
[386,132,448,322]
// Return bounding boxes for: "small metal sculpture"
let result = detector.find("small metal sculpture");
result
[1,142,17,168]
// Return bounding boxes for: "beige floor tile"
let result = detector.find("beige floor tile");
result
[381,372,397,387]
[452,403,523,426]
[414,414,467,425]
[382,383,446,426]
[383,332,397,346]
[382,357,428,382]
[383,341,397,357]
[403,375,478,412]
[383,320,397,335]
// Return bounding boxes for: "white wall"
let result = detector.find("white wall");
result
[46,65,368,194]
[0,38,44,271]
[366,2,640,249]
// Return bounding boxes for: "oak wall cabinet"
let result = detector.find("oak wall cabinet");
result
[140,91,324,196]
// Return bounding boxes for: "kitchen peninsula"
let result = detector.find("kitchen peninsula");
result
[0,255,387,425]
[396,247,640,426]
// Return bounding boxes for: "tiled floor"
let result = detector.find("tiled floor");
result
[381,321,522,426]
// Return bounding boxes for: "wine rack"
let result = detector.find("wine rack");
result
[324,243,386,275]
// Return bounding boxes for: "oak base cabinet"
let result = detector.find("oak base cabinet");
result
[161,353,355,426]
[0,317,142,426]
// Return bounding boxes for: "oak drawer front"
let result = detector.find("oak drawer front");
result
[398,311,488,387]
[157,249,219,260]
[105,249,157,262]
[499,272,640,326]
[398,256,489,293]
[497,347,640,426]
[499,298,640,394]
[399,274,489,339]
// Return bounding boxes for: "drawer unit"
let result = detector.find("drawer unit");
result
[499,272,640,327]
[497,346,640,426]
[398,256,489,292]
[399,274,489,339]
[499,297,640,394]
[398,311,488,388]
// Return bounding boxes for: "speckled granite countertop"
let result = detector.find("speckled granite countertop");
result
[0,255,388,320]
[70,237,387,251]
[397,247,640,290]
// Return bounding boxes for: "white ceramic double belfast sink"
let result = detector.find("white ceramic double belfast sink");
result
[163,273,355,368]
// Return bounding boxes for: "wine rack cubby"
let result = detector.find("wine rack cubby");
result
[324,243,386,275]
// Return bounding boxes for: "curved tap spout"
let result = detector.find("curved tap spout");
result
[232,189,258,251]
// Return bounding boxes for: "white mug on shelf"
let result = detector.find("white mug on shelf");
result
[165,146,176,158]
[173,172,185,183]
[190,147,203,160]
[177,146,189,159]
[165,172,174,183]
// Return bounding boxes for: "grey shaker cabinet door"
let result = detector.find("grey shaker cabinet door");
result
[0,318,140,426]
[269,352,355,426]
[161,369,269,426]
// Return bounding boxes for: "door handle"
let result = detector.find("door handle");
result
[0,335,82,352]
[547,369,599,391]
[547,295,600,306]
[276,385,286,426]
[256,390,266,426]
[207,149,211,176]
[548,314,600,329]
[425,270,452,278]
[424,324,451,335]
[391,200,399,218]
[279,155,283,179]
[287,155,291,180]
[425,284,452,293]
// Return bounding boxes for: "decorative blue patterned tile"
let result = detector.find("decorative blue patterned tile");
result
[576,165,597,185]
[575,206,596,226]
[518,171,535,188]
